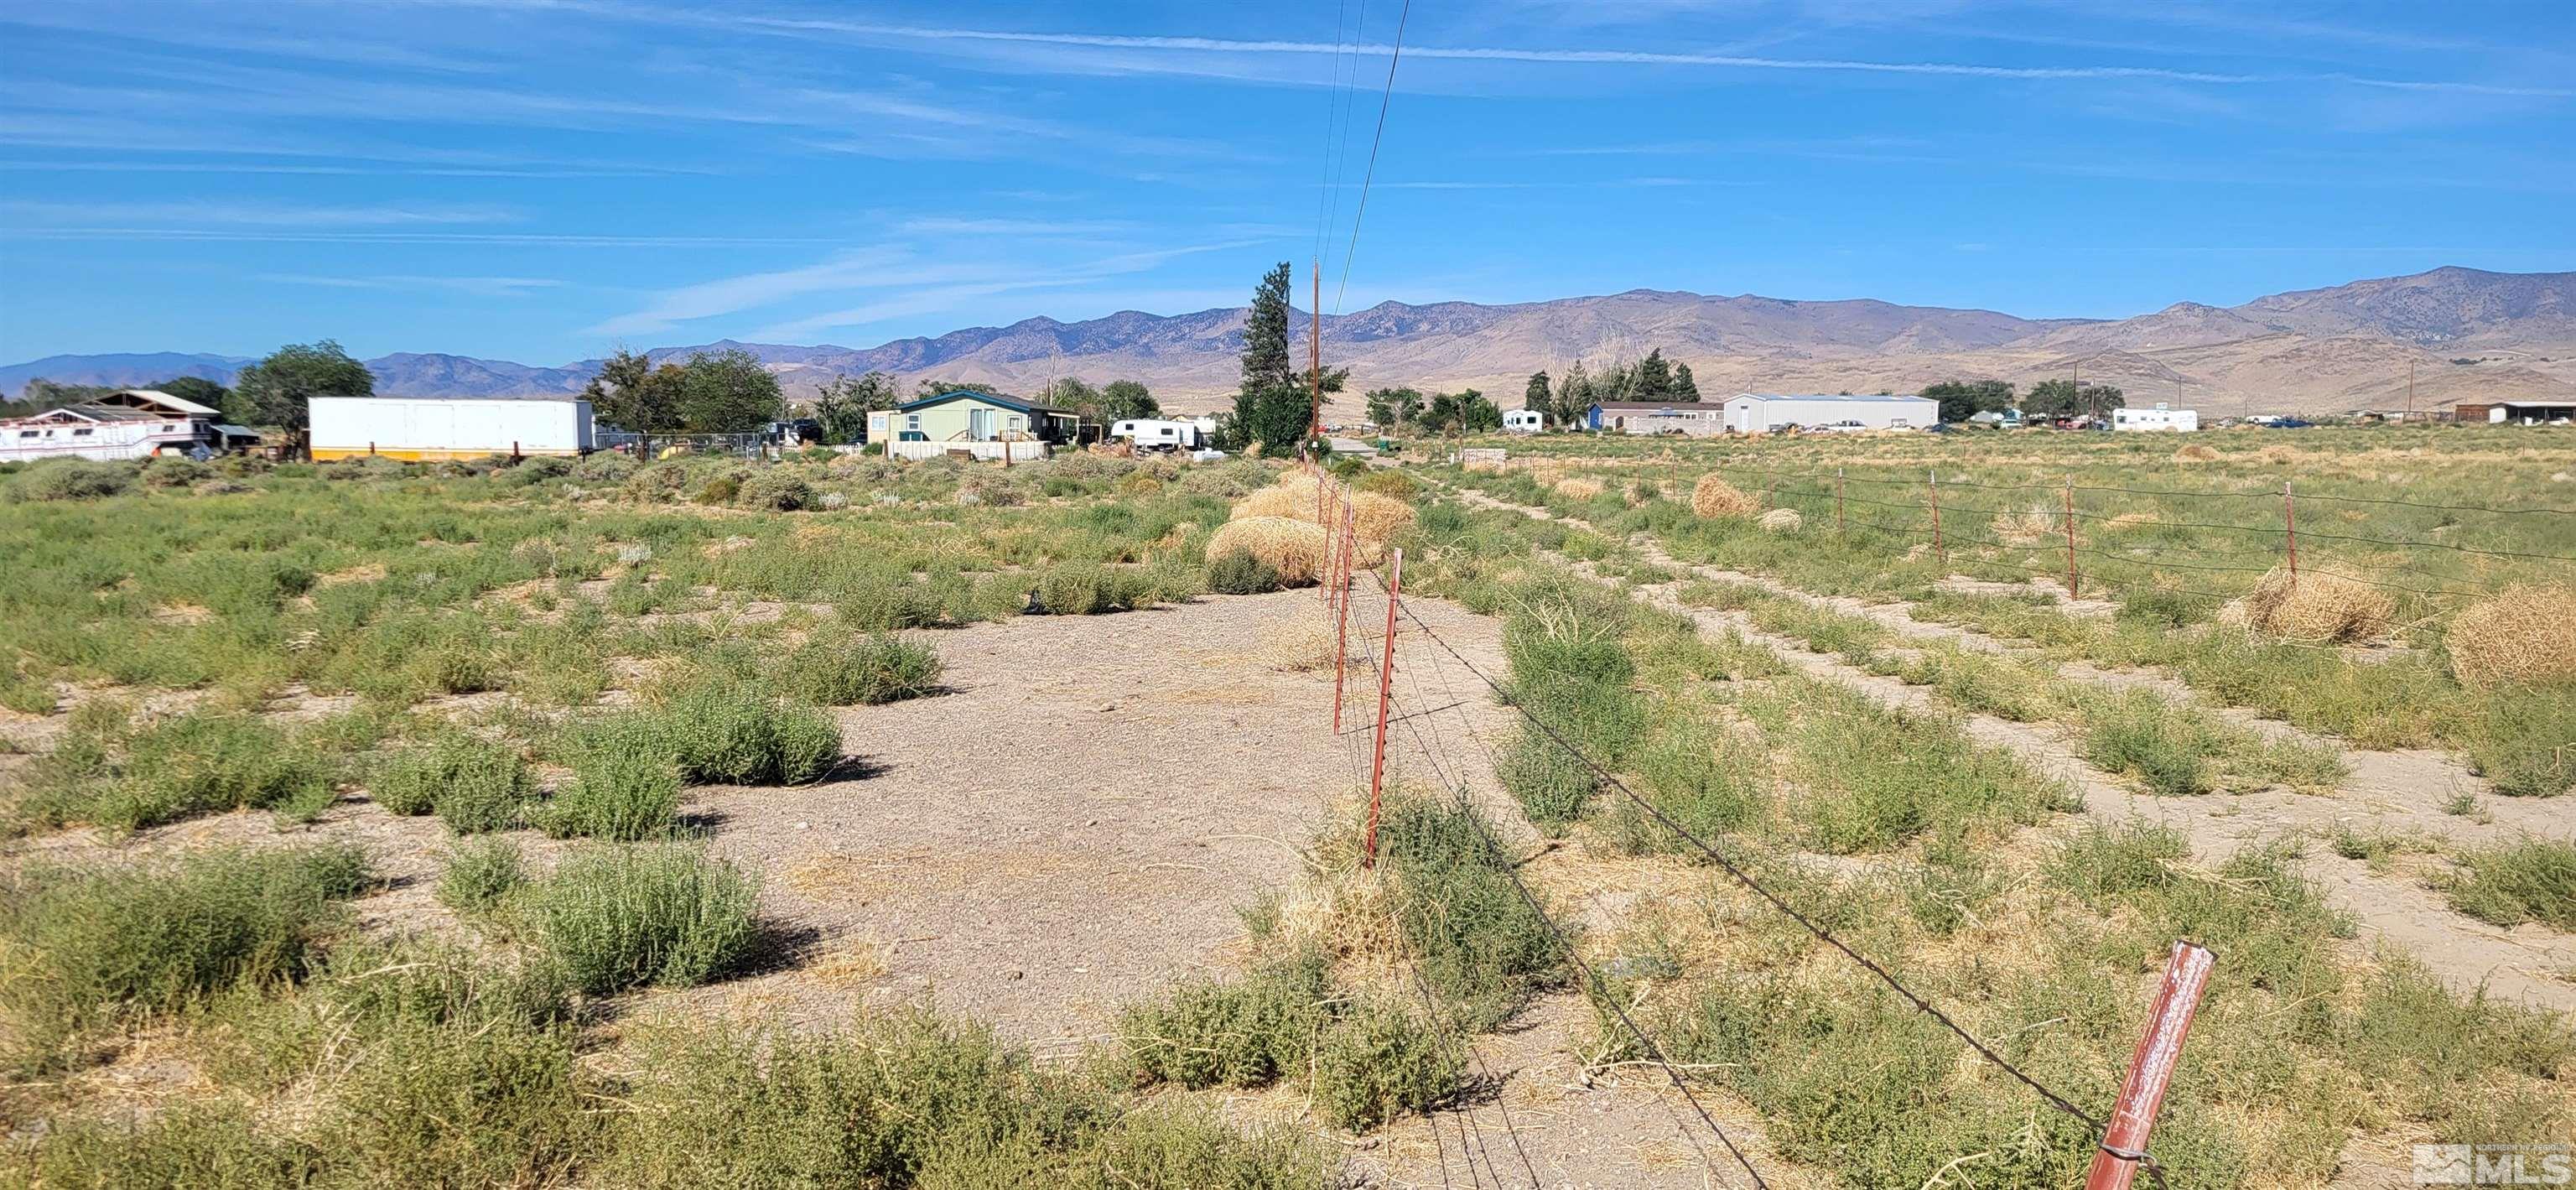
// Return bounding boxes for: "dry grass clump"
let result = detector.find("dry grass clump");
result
[2173,443,2221,462]
[2254,444,2297,465]
[1758,507,1803,533]
[1347,491,1417,564]
[1230,475,1322,524]
[1553,476,1604,500]
[2220,566,2395,643]
[1206,517,1327,585]
[2104,512,2154,532]
[1525,465,1565,488]
[1994,503,2058,545]
[1256,606,1339,672]
[1690,472,1759,518]
[2448,585,2576,689]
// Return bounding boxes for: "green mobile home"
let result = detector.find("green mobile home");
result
[866,390,1080,460]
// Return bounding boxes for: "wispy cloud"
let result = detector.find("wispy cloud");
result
[895,217,1140,236]
[253,273,564,296]
[745,239,1275,341]
[0,199,518,227]
[716,18,2575,98]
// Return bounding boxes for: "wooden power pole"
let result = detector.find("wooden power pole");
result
[1308,259,1325,448]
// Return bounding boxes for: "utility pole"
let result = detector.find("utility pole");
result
[2405,359,2416,423]
[1307,258,1325,449]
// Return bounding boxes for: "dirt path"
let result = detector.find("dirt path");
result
[1436,479,2576,1013]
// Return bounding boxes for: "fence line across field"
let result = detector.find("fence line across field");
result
[1299,458,2210,1188]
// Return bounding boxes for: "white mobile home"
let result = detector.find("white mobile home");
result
[309,396,595,460]
[0,388,248,462]
[1502,409,1545,434]
[2111,403,2199,432]
[1719,393,1939,435]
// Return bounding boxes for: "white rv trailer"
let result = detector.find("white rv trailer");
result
[1109,418,1208,452]
[309,396,595,460]
[2111,403,2200,432]
[0,389,247,462]
[1502,409,1545,434]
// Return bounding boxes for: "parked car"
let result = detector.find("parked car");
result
[2262,417,2315,429]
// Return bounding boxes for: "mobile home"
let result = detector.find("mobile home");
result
[0,389,251,462]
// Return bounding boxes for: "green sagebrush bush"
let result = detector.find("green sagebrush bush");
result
[95,711,337,832]
[523,844,760,994]
[140,455,210,488]
[784,630,943,706]
[736,469,815,511]
[538,720,682,841]
[5,458,133,502]
[2445,839,2576,929]
[0,844,367,1070]
[1028,559,1158,615]
[1205,548,1281,595]
[438,837,527,914]
[603,1007,1332,1187]
[1310,998,1463,1131]
[371,729,532,832]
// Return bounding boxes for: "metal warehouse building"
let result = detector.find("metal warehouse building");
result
[1718,392,1940,434]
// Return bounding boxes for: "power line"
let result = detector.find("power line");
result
[1332,0,1411,317]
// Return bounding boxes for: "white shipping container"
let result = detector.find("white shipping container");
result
[309,397,595,460]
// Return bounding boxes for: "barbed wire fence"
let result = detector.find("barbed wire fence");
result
[1500,455,2576,612]
[1295,458,2214,1190]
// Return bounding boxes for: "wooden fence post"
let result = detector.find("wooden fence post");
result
[2063,475,2080,599]
[1929,468,1945,568]
[1362,548,1404,870]
[2283,479,2297,583]
[1836,466,1846,534]
[2085,941,2215,1190]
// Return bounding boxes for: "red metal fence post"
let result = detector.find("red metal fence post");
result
[2085,941,2215,1190]
[2063,475,2080,600]
[1361,547,1405,870]
[1929,468,1945,568]
[2283,479,2297,583]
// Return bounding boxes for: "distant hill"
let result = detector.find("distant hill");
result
[9,267,2572,417]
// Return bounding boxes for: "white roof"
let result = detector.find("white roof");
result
[114,388,221,416]
[1728,392,1935,403]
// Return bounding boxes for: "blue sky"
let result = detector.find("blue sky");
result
[1,0,2570,365]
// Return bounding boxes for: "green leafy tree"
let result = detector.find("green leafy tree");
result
[676,348,784,432]
[1367,386,1426,431]
[1921,379,2016,424]
[1098,379,1159,423]
[11,378,115,417]
[583,349,686,434]
[811,371,897,444]
[1225,262,1317,452]
[1671,361,1701,402]
[155,376,232,414]
[1419,389,1500,434]
[912,377,999,400]
[232,340,373,430]
[1553,362,1594,429]
[2024,379,2125,421]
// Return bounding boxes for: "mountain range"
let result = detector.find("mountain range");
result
[8,267,2571,418]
